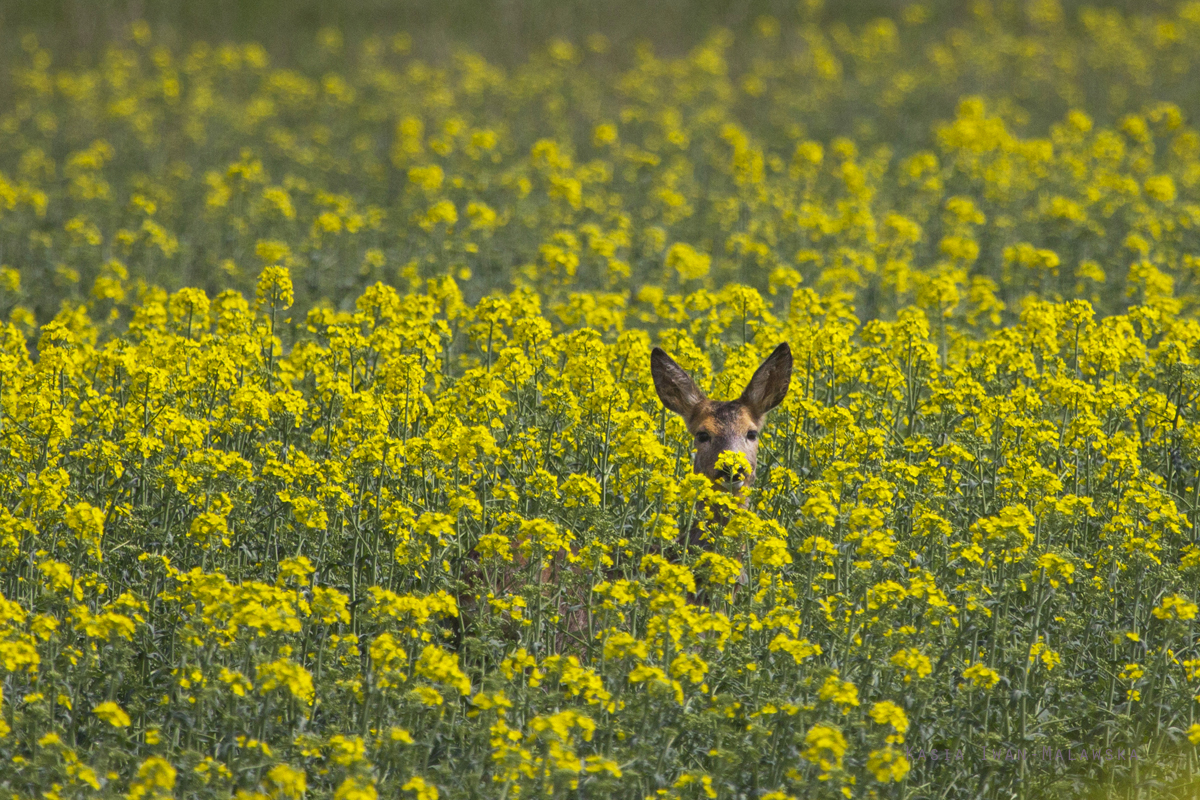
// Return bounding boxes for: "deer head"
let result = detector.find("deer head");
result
[651,343,793,502]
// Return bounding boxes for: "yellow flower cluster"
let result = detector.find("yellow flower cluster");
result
[5,3,1200,797]
[3,257,1196,794]
[6,3,1200,329]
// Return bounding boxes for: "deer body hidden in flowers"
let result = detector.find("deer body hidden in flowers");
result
[651,342,793,553]
[462,342,791,649]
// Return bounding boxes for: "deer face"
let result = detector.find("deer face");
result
[651,343,792,499]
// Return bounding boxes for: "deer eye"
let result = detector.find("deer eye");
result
[746,429,759,441]
[695,431,712,444]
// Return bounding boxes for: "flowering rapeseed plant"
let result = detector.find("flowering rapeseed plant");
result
[1,254,1198,797]
[4,4,1200,799]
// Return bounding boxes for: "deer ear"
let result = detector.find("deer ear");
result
[740,343,792,417]
[651,347,706,418]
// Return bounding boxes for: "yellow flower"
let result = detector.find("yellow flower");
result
[803,723,847,771]
[869,701,909,736]
[1119,663,1145,681]
[818,675,860,710]
[751,536,793,569]
[265,764,307,799]
[415,645,471,696]
[256,658,315,704]
[1028,639,1062,672]
[1144,174,1176,203]
[962,662,1000,690]
[255,265,294,311]
[408,165,444,192]
[128,757,176,800]
[1152,594,1198,621]
[328,735,366,765]
[402,776,439,800]
[255,239,293,265]
[334,776,377,800]
[665,242,710,282]
[890,648,932,682]
[593,123,618,146]
[93,700,131,727]
[866,747,910,782]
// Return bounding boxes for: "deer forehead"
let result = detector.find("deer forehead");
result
[689,401,759,436]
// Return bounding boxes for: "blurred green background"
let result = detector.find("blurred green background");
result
[2,0,1196,321]
[0,0,1178,66]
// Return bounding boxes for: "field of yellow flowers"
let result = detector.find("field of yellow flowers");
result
[6,2,1200,798]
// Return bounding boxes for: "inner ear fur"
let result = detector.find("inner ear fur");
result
[740,342,792,417]
[651,347,707,419]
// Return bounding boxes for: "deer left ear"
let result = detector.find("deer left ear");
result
[740,343,792,417]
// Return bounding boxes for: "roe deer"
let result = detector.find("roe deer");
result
[457,344,792,652]
[651,342,792,552]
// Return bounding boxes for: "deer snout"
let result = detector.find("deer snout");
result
[708,447,754,486]
[713,459,749,483]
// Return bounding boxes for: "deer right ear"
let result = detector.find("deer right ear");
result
[651,347,706,418]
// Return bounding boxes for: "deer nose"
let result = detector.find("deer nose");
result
[714,460,748,482]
